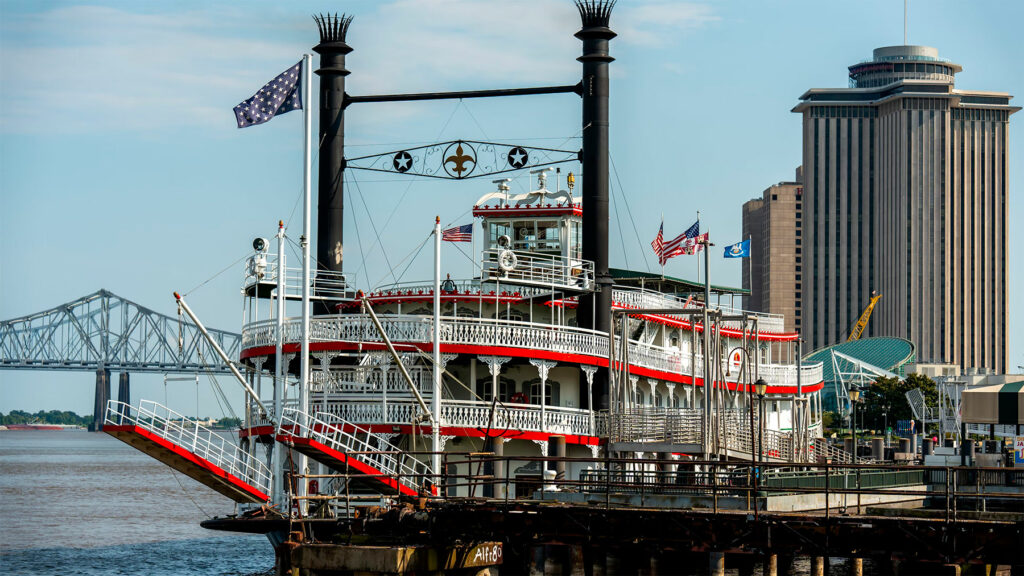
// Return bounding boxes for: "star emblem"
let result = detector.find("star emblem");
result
[507,146,529,169]
[393,151,413,172]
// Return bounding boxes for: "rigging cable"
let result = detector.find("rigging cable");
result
[349,100,463,279]
[610,152,653,273]
[181,251,254,298]
[349,169,399,285]
[608,169,630,269]
[368,231,432,291]
[345,172,368,283]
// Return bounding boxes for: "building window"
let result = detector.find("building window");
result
[796,247,802,254]
[772,194,778,201]
[796,274,801,281]
[796,230,801,237]
[795,292,801,299]
[796,212,801,219]
[796,283,801,290]
[795,239,801,245]
[795,310,801,317]
[796,257,802,263]
[796,203,801,210]
[796,266,801,272]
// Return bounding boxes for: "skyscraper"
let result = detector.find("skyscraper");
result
[792,45,1018,372]
[742,171,803,334]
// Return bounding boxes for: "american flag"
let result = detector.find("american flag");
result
[233,61,303,128]
[650,222,665,264]
[653,220,700,265]
[442,223,473,242]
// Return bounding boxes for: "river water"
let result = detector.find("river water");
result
[0,430,273,576]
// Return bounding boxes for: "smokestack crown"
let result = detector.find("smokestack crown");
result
[314,13,353,45]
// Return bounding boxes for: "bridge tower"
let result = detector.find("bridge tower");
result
[90,367,110,431]
[117,372,130,418]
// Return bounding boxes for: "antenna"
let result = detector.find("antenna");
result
[904,0,908,45]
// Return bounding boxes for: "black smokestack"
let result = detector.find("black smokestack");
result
[575,0,614,411]
[313,14,352,282]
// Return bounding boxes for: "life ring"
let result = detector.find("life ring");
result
[498,250,518,271]
[510,392,528,404]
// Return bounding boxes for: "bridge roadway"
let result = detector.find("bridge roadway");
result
[0,289,238,429]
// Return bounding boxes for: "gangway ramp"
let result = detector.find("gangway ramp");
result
[103,400,271,503]
[277,408,435,497]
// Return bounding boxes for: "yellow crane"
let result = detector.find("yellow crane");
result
[847,291,882,341]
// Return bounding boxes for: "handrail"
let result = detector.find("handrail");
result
[242,313,822,390]
[279,407,431,493]
[104,399,272,498]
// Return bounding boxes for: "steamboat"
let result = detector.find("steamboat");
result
[101,0,828,561]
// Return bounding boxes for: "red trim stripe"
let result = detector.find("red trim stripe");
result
[240,342,823,394]
[105,424,269,502]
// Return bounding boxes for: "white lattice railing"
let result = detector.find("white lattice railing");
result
[310,366,433,396]
[311,398,594,438]
[106,399,272,499]
[602,408,703,444]
[243,314,819,390]
[280,408,431,494]
[481,249,594,292]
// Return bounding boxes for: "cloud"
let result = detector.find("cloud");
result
[0,5,301,134]
[0,1,718,135]
[615,1,719,46]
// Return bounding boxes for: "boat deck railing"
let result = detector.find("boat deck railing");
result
[279,407,432,493]
[104,399,272,497]
[481,249,594,292]
[285,452,1024,525]
[242,314,823,389]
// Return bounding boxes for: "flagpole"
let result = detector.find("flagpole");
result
[660,214,665,278]
[297,52,313,514]
[696,211,701,284]
[432,217,442,479]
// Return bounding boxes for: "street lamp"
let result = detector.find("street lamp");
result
[882,403,890,446]
[849,385,861,464]
[755,378,768,466]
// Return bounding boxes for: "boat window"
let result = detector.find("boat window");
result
[475,376,514,402]
[537,220,560,252]
[570,220,582,259]
[489,221,511,248]
[527,378,560,406]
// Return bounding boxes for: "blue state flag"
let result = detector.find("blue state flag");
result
[723,239,750,258]
[233,61,303,128]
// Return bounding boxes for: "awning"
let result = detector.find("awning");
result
[960,382,1024,425]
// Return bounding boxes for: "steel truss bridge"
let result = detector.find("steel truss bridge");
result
[0,289,240,429]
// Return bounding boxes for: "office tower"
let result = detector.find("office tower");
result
[792,45,1017,372]
[742,171,803,334]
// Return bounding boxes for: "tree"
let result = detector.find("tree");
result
[861,373,937,433]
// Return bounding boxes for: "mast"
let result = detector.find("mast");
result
[273,221,286,504]
[432,217,442,478]
[296,52,314,513]
[575,0,615,411]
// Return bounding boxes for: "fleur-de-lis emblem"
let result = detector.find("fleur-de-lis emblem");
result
[443,141,476,178]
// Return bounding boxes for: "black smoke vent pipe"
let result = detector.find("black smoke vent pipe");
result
[313,14,352,287]
[575,0,615,411]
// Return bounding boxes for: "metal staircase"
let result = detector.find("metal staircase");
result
[103,400,271,503]
[277,408,435,497]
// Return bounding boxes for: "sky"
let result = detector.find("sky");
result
[1,0,1022,417]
